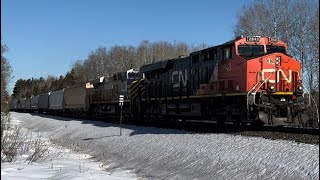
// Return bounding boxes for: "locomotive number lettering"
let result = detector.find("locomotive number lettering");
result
[261,69,292,83]
[222,63,231,72]
[172,69,188,88]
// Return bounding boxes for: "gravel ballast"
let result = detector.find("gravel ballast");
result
[11,112,319,180]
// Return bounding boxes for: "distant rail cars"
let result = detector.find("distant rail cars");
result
[10,36,319,129]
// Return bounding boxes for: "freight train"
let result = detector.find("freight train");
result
[10,36,317,128]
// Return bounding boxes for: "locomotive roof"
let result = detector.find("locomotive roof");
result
[87,76,105,85]
[190,38,236,55]
[140,38,237,73]
[140,59,174,73]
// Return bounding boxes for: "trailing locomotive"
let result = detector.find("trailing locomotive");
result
[10,36,316,128]
[89,68,143,116]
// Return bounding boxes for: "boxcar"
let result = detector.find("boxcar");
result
[49,89,65,111]
[31,95,39,111]
[38,92,50,113]
[64,86,92,113]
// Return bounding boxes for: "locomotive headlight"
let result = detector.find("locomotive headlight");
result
[275,56,281,65]
[269,85,275,91]
[297,86,303,91]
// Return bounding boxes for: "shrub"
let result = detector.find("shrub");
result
[1,113,23,162]
[1,113,48,163]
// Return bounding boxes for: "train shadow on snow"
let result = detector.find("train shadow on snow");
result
[27,112,195,136]
[24,112,312,137]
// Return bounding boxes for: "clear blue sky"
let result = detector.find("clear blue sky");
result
[2,0,251,94]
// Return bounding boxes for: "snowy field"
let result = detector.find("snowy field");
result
[5,112,320,180]
[1,115,138,180]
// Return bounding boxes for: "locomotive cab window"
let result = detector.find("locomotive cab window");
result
[221,46,233,61]
[127,72,143,79]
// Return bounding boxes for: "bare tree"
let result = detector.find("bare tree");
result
[1,44,12,112]
[136,40,153,66]
[70,60,87,84]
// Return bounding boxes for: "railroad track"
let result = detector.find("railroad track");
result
[247,125,319,135]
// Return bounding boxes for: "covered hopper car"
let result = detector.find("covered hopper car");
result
[31,95,39,111]
[49,89,65,111]
[38,92,50,113]
[64,85,93,113]
[25,97,32,112]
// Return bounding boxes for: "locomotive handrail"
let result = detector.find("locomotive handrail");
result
[253,72,273,94]
[304,91,319,123]
[302,92,311,107]
[247,72,273,97]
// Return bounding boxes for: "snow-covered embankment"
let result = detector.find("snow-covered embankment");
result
[10,112,319,180]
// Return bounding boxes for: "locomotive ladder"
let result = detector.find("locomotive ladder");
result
[247,72,273,123]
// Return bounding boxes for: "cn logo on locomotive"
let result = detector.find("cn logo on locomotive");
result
[172,70,188,88]
[261,69,292,83]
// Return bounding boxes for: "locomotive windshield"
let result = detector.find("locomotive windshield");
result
[238,45,264,57]
[127,72,143,79]
[266,45,286,54]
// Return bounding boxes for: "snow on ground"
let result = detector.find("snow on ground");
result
[8,112,320,180]
[1,114,138,180]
